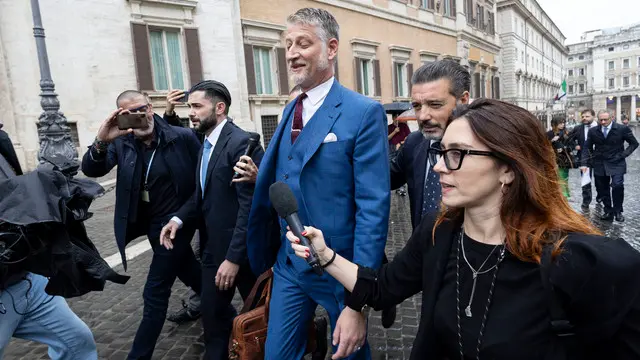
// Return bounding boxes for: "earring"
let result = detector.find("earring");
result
[501,182,505,190]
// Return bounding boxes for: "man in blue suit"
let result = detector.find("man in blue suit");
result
[247,8,390,360]
[390,60,470,229]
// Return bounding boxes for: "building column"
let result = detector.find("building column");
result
[632,95,637,122]
[616,96,622,121]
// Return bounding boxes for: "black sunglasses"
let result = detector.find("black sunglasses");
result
[128,104,149,113]
[427,146,497,171]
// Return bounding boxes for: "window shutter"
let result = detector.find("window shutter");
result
[184,28,203,86]
[277,48,289,95]
[393,63,399,97]
[429,0,435,10]
[451,0,456,16]
[373,59,382,97]
[406,63,414,95]
[244,44,257,95]
[474,72,481,98]
[355,58,363,94]
[494,77,500,99]
[131,23,154,91]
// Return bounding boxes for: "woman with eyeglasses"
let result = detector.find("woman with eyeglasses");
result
[286,99,640,360]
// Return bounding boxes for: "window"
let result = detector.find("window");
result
[579,84,585,93]
[609,47,614,52]
[421,0,435,10]
[568,57,573,61]
[579,68,584,76]
[253,47,276,95]
[623,44,629,49]
[608,61,615,70]
[638,57,640,67]
[623,76,630,87]
[608,78,615,89]
[359,59,374,96]
[568,84,574,94]
[395,62,408,97]
[149,29,185,91]
[444,0,454,17]
[521,51,524,63]
[261,115,279,149]
[623,59,630,69]
[568,69,573,77]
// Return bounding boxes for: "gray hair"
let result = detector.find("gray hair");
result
[411,60,471,99]
[597,109,612,118]
[287,8,340,42]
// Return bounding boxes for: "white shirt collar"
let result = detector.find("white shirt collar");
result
[304,77,334,106]
[205,118,228,147]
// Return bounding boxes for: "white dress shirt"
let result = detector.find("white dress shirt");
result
[171,118,227,229]
[298,77,334,127]
[602,122,612,137]
[584,121,597,141]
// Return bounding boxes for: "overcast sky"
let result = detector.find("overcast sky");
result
[536,0,640,44]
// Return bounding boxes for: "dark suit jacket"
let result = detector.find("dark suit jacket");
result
[569,123,597,167]
[581,122,638,176]
[176,120,264,267]
[390,131,431,230]
[0,130,23,175]
[81,115,201,270]
[355,214,640,359]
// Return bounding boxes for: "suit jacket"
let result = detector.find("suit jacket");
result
[581,122,639,176]
[569,123,594,167]
[390,131,432,230]
[81,115,201,270]
[176,121,264,266]
[247,81,390,279]
[358,214,640,359]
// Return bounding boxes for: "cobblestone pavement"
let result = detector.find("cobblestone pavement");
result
[4,127,640,359]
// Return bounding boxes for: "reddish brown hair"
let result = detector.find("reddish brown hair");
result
[434,98,601,264]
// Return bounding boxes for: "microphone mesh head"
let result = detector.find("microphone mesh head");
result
[247,132,261,143]
[269,182,298,218]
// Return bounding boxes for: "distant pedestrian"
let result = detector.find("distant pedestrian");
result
[547,118,573,198]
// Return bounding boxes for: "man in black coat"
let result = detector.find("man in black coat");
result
[569,109,599,210]
[390,60,471,230]
[160,80,263,360]
[581,109,638,222]
[81,90,202,359]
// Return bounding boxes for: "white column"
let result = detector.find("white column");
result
[616,96,622,121]
[632,95,637,122]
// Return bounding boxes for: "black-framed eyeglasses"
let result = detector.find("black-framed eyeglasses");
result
[427,146,497,171]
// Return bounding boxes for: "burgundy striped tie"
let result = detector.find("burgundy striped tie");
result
[291,93,307,144]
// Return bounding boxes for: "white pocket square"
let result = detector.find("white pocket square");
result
[323,133,338,143]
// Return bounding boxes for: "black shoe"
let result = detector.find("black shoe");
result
[615,212,625,222]
[312,316,328,360]
[581,204,590,212]
[596,199,603,207]
[381,305,397,329]
[167,300,201,324]
[600,212,614,221]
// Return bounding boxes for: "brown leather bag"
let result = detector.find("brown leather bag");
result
[228,269,319,360]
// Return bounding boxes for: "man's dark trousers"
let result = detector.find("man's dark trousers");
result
[595,174,624,214]
[128,224,202,360]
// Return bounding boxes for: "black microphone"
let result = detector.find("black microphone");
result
[269,182,323,276]
[231,132,261,182]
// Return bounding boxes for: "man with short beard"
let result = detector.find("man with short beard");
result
[81,90,202,359]
[247,8,390,360]
[160,80,263,359]
[390,60,471,230]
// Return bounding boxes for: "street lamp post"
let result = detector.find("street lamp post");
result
[30,0,78,165]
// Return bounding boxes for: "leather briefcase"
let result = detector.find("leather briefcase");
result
[229,269,323,360]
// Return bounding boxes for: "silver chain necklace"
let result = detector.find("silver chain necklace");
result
[456,227,506,360]
[460,230,503,317]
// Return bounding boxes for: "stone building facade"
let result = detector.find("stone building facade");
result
[496,0,566,114]
[0,0,251,170]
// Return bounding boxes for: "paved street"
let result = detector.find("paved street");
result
[4,127,640,359]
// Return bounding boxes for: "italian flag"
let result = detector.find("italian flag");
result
[554,80,567,101]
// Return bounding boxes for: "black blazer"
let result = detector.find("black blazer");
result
[390,131,431,229]
[353,215,640,360]
[176,121,264,266]
[568,124,592,167]
[581,122,638,176]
